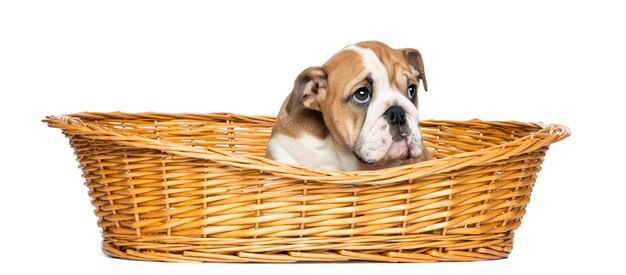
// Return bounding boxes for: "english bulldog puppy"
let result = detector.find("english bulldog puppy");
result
[266,41,431,171]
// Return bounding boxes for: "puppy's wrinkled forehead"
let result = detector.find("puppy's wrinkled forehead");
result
[322,41,413,91]
[321,50,365,91]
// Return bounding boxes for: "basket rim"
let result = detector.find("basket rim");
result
[44,112,570,185]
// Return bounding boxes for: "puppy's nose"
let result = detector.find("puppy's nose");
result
[383,106,406,126]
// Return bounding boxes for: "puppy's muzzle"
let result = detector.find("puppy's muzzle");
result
[383,105,411,141]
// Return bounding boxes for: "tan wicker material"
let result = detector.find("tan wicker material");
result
[44,112,569,263]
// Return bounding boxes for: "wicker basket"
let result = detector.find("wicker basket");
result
[45,112,569,263]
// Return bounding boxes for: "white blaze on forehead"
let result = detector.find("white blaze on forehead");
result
[344,44,423,163]
[344,45,391,95]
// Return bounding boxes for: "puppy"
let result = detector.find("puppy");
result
[266,41,430,171]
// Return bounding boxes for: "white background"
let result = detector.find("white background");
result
[1,0,624,274]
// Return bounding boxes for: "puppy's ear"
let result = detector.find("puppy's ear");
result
[285,66,328,114]
[399,48,428,92]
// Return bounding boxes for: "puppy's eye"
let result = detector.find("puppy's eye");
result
[407,84,417,100]
[352,87,371,104]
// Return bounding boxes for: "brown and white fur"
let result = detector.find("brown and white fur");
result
[266,41,431,171]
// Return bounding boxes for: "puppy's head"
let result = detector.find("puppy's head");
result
[286,41,428,167]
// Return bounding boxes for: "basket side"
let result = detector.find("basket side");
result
[91,143,546,262]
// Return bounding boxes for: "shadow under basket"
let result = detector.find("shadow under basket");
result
[44,112,569,263]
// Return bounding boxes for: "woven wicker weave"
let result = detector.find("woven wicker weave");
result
[45,112,569,263]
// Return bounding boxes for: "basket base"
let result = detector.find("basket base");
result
[101,234,512,263]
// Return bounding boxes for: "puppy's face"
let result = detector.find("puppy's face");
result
[288,41,428,167]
